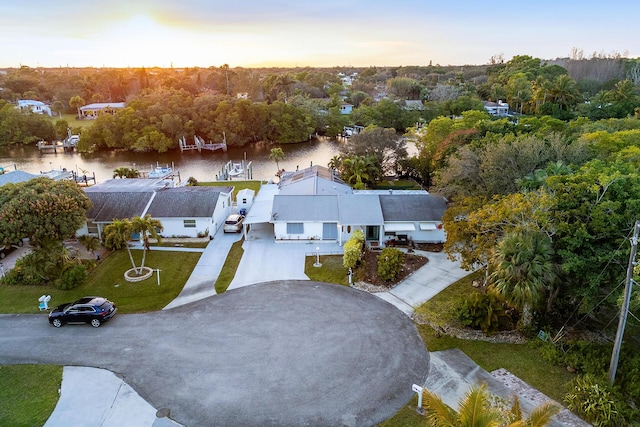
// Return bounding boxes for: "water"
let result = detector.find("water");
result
[0,137,344,184]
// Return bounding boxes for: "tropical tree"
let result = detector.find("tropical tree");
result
[341,155,380,189]
[78,234,101,256]
[130,215,163,273]
[269,147,285,172]
[422,383,560,427]
[102,219,137,272]
[489,230,558,327]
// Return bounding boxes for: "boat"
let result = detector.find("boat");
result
[228,162,244,177]
[148,164,172,179]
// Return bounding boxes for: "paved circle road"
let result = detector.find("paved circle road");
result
[0,281,430,426]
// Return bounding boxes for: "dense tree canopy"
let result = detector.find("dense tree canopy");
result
[0,178,91,246]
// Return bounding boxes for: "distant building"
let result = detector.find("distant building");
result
[483,100,509,116]
[79,102,126,119]
[339,103,353,114]
[17,100,52,116]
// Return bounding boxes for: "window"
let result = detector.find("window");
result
[287,223,304,234]
[184,219,196,228]
[87,221,98,235]
[242,198,247,204]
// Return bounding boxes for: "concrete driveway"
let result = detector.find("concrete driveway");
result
[0,281,429,427]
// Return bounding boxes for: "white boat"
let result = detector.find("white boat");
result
[148,164,172,179]
[228,162,243,177]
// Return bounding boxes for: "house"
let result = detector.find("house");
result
[79,102,126,119]
[339,103,353,114]
[483,100,509,116]
[17,100,52,116]
[278,165,351,195]
[77,179,233,238]
[269,191,446,245]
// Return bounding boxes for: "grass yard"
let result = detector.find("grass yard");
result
[199,180,263,199]
[0,249,201,314]
[48,113,95,130]
[304,255,349,285]
[214,239,244,293]
[0,365,62,427]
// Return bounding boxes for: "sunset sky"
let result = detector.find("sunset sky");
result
[1,0,637,68]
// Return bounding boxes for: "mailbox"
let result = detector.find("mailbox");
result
[39,295,51,311]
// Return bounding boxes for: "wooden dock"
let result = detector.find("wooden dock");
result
[179,135,227,153]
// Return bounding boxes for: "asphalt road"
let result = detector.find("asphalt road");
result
[0,281,430,427]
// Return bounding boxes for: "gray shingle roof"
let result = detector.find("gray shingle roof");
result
[86,192,154,222]
[272,195,339,222]
[146,187,223,218]
[379,194,447,221]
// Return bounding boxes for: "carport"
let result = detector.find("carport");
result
[241,183,278,239]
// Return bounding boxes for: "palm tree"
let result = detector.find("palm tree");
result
[548,75,580,111]
[269,147,285,173]
[78,234,100,257]
[102,219,137,272]
[130,215,163,274]
[490,230,558,327]
[422,383,560,427]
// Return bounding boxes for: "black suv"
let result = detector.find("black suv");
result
[49,296,117,328]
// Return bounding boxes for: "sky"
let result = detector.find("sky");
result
[1,0,638,68]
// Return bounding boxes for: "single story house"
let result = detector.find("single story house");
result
[79,102,126,119]
[76,179,233,238]
[483,100,509,117]
[17,100,52,116]
[270,192,446,245]
[278,165,351,195]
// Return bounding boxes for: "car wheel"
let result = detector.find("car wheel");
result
[90,318,101,328]
[16,240,23,247]
[0,252,4,259]
[52,318,62,328]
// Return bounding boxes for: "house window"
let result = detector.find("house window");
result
[184,219,196,228]
[347,225,351,233]
[287,223,304,234]
[87,220,98,235]
[242,198,247,204]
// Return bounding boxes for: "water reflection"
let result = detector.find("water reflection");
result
[0,137,343,183]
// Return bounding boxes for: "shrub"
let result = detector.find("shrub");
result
[456,290,511,334]
[343,230,365,269]
[377,247,404,281]
[564,374,623,426]
[54,264,88,290]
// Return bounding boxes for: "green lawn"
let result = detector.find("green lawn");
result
[48,113,95,130]
[199,180,263,199]
[0,249,201,314]
[214,239,244,293]
[0,365,62,427]
[304,254,349,285]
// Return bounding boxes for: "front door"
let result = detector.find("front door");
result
[366,226,380,241]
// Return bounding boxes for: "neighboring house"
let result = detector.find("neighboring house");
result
[17,100,52,115]
[339,103,353,114]
[483,100,509,116]
[79,102,126,119]
[0,170,39,186]
[278,165,351,195]
[77,179,233,238]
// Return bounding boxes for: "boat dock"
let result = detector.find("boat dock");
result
[37,128,80,153]
[179,135,227,153]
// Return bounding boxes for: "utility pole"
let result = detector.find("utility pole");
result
[608,220,639,385]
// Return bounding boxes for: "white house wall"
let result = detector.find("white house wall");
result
[274,222,326,241]
[158,217,212,238]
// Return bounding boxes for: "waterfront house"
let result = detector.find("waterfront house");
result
[77,179,233,238]
[17,100,52,115]
[79,102,126,119]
